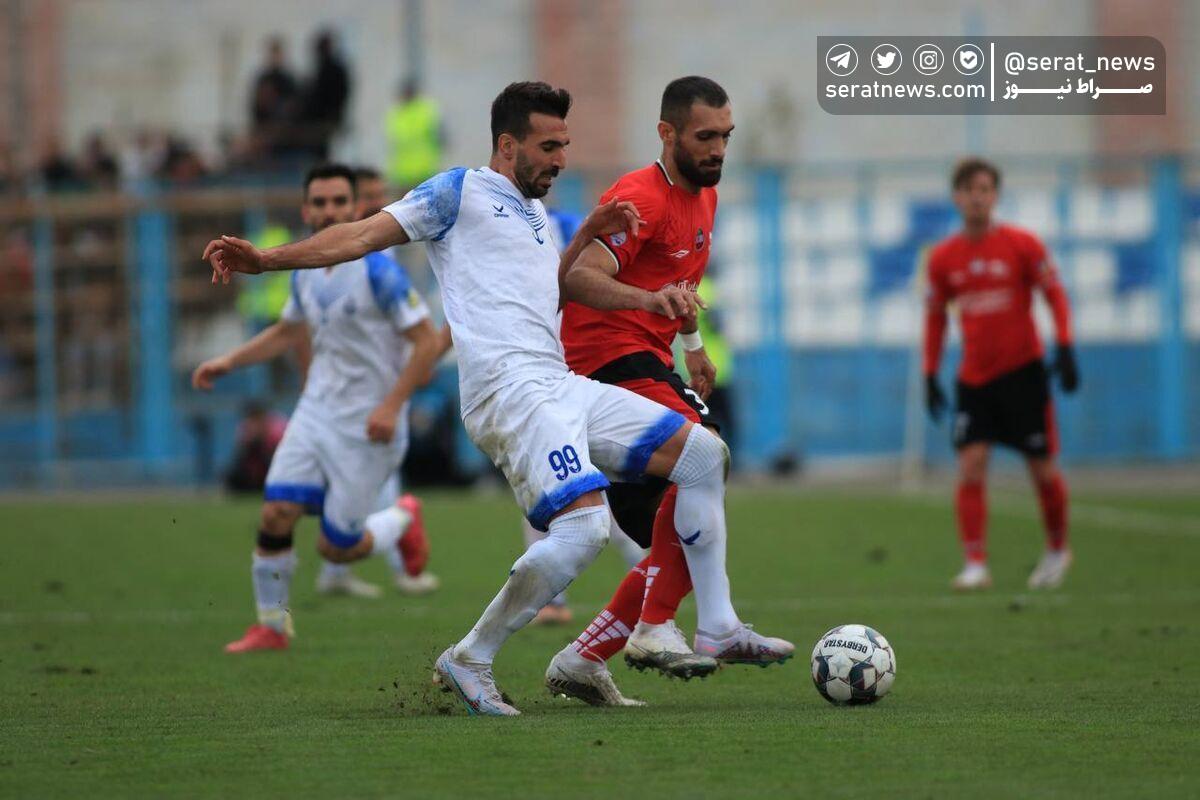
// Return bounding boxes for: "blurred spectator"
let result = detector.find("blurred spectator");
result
[385,78,444,190]
[249,36,299,158]
[62,284,119,408]
[354,165,388,218]
[1,227,34,294]
[0,145,18,195]
[225,400,287,493]
[298,29,351,159]
[79,132,120,189]
[237,221,293,329]
[40,137,79,192]
[159,135,208,184]
[119,128,168,187]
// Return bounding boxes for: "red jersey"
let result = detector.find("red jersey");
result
[924,223,1072,386]
[561,160,717,376]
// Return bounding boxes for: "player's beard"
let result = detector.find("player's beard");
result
[672,147,723,188]
[514,151,558,199]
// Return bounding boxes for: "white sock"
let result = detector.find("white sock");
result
[252,550,296,633]
[319,561,349,580]
[524,517,567,605]
[366,505,411,558]
[383,547,405,576]
[670,426,740,636]
[454,505,609,665]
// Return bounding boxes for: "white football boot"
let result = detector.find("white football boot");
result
[951,561,993,591]
[693,623,795,667]
[1027,549,1072,590]
[545,647,645,707]
[434,647,520,717]
[316,570,383,599]
[624,620,719,679]
[395,571,440,596]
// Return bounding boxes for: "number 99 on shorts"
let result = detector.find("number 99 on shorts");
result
[548,445,582,481]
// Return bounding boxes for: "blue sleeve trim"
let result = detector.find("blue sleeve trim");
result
[365,251,414,314]
[622,410,688,480]
[527,471,611,533]
[408,167,467,242]
[264,483,324,515]
[320,516,365,549]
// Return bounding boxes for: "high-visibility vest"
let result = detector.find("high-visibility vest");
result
[672,277,733,386]
[697,277,732,385]
[237,224,293,322]
[386,97,441,188]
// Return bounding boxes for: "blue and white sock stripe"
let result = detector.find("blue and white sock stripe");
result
[622,410,688,480]
[527,471,611,533]
[263,483,325,515]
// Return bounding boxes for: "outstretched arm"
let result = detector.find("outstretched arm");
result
[203,211,410,284]
[192,320,308,390]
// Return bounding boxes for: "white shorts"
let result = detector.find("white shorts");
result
[263,405,409,547]
[463,372,686,531]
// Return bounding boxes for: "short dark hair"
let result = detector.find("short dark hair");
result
[353,165,383,182]
[952,158,1001,191]
[660,76,729,131]
[304,163,357,197]
[490,81,572,150]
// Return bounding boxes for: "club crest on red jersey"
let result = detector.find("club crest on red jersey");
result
[610,231,627,247]
[695,227,705,251]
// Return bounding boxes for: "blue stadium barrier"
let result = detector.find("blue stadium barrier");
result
[0,155,1195,488]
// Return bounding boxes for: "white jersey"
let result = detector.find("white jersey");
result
[384,167,567,415]
[281,251,430,436]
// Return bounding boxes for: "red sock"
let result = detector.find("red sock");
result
[956,480,987,563]
[1036,473,1069,551]
[571,557,648,663]
[640,486,693,625]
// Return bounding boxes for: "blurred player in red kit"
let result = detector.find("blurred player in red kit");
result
[543,76,794,707]
[924,158,1081,591]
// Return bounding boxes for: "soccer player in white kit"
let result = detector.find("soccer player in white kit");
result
[204,83,790,714]
[194,164,441,653]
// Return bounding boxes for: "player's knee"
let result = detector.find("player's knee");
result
[316,537,359,563]
[672,425,730,486]
[548,503,611,550]
[260,502,301,535]
[958,448,988,482]
[318,517,369,563]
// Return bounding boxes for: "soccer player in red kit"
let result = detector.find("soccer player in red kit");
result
[542,76,794,706]
[924,158,1080,591]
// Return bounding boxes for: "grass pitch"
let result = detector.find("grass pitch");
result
[1,484,1198,798]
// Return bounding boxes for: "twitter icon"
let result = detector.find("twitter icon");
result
[871,44,902,75]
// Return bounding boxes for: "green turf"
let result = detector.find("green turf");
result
[1,486,1198,798]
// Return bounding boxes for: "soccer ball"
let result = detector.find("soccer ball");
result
[810,624,896,705]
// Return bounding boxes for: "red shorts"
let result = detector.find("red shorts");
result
[586,351,713,428]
